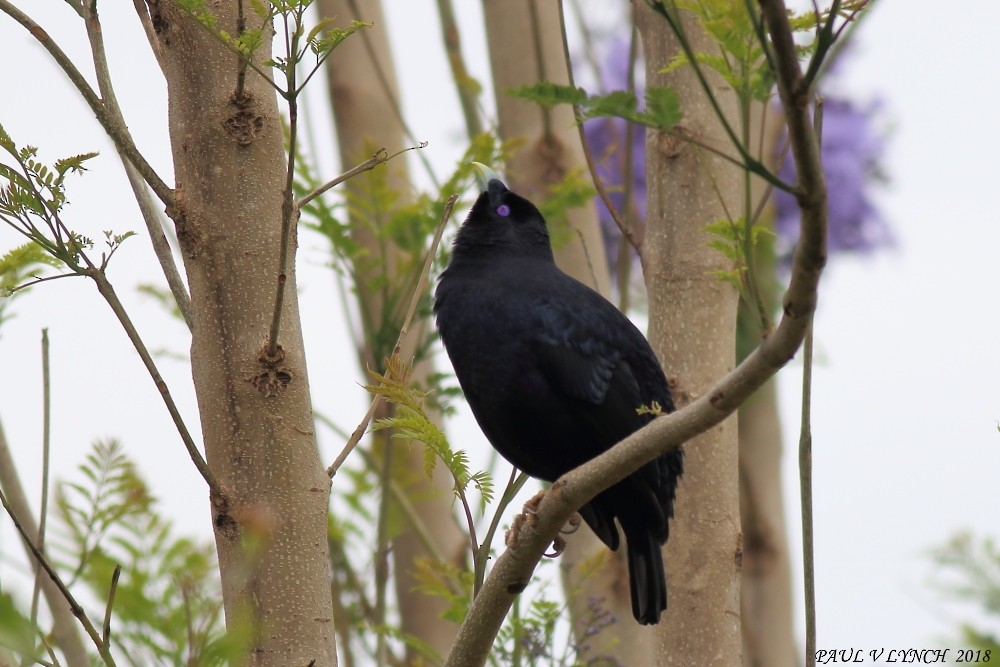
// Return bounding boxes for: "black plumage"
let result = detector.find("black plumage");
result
[433,164,683,625]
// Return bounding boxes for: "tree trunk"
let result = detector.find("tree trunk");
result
[635,3,742,665]
[319,0,467,661]
[153,3,336,665]
[740,382,798,667]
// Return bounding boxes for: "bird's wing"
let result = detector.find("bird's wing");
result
[532,339,648,444]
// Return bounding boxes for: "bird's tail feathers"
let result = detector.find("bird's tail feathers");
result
[626,530,667,625]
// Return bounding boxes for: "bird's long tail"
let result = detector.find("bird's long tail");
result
[626,530,667,625]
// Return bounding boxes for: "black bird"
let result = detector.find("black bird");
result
[434,163,683,625]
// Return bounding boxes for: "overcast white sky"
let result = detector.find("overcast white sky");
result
[1,0,998,661]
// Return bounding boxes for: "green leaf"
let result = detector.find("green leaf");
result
[507,82,588,109]
[0,593,41,659]
[641,86,683,129]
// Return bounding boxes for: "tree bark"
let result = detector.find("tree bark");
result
[740,382,798,667]
[153,3,336,665]
[319,0,467,661]
[635,3,742,665]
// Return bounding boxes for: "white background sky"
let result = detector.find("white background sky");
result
[1,0,998,661]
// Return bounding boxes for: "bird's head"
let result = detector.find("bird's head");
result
[450,163,554,261]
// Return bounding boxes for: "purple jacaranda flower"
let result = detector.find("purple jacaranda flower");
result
[773,96,892,260]
[581,37,646,279]
[581,36,892,278]
[584,115,645,268]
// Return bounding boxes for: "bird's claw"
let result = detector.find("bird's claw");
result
[504,493,580,558]
[544,534,567,558]
[561,512,582,535]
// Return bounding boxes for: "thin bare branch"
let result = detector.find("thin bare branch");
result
[131,0,165,74]
[555,0,640,251]
[0,0,174,211]
[0,485,118,667]
[327,398,379,478]
[434,0,483,138]
[101,565,122,646]
[327,194,459,477]
[77,3,192,324]
[0,421,89,667]
[29,329,53,628]
[800,94,824,667]
[296,149,388,209]
[800,319,816,667]
[82,2,194,326]
[88,271,221,497]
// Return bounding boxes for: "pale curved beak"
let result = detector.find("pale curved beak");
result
[471,162,504,192]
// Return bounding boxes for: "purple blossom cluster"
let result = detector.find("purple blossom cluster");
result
[773,97,893,259]
[584,114,646,269]
[582,38,647,271]
[581,37,892,272]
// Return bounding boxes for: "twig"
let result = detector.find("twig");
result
[297,149,388,209]
[0,486,118,667]
[88,271,220,497]
[800,319,816,667]
[0,1,174,211]
[0,421,89,667]
[327,398,379,478]
[131,0,165,74]
[473,468,528,597]
[325,194,458,478]
[434,0,483,138]
[373,432,393,667]
[81,2,194,327]
[29,329,53,628]
[265,11,304,359]
[121,160,194,330]
[555,0,640,251]
[101,565,122,646]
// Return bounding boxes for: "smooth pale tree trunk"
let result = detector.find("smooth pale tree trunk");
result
[740,382,798,667]
[635,3,743,665]
[319,0,467,661]
[480,2,657,663]
[153,3,336,665]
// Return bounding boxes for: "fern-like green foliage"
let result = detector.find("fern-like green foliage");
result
[658,0,781,103]
[366,355,495,513]
[0,592,42,663]
[175,0,370,98]
[0,242,60,331]
[703,216,774,298]
[509,82,682,131]
[1,125,132,279]
[930,532,1000,653]
[48,440,234,666]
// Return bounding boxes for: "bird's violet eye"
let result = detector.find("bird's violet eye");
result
[496,204,510,217]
